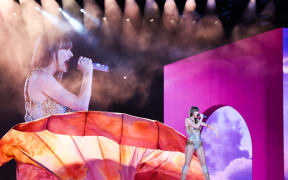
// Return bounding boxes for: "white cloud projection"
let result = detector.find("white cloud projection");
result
[201,106,252,180]
[210,157,252,180]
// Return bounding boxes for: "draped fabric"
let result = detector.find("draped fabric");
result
[0,111,204,180]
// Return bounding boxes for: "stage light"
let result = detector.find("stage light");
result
[123,76,127,79]
[80,9,101,26]
[34,7,41,11]
[41,10,61,25]
[144,0,160,24]
[163,0,179,29]
[248,0,255,8]
[80,9,86,14]
[184,0,196,12]
[87,14,101,26]
[104,0,122,29]
[34,8,62,28]
[93,18,100,26]
[60,10,84,33]
[207,0,215,9]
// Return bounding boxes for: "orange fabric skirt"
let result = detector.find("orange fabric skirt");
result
[1,111,204,180]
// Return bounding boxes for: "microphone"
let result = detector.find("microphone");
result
[92,62,109,72]
[71,58,109,72]
[197,114,207,119]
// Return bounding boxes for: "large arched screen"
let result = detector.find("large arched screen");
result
[202,106,252,179]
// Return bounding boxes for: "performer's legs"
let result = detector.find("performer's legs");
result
[181,141,195,180]
[196,145,210,180]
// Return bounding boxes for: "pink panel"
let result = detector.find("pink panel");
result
[164,28,284,180]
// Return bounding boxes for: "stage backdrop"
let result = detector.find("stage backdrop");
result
[164,28,285,180]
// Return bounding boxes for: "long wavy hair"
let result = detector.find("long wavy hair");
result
[189,106,199,123]
[31,33,72,80]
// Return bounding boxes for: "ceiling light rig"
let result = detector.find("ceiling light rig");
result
[28,0,276,37]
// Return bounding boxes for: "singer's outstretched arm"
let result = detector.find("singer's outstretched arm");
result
[201,122,219,137]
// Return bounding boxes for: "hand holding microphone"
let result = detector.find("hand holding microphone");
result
[75,56,109,73]
[197,113,207,120]
[77,56,93,74]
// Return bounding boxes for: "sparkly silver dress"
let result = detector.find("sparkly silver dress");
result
[186,118,203,150]
[24,69,72,122]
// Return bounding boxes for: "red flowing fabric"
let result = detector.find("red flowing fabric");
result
[0,111,204,180]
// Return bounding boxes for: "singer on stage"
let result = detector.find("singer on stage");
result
[24,33,93,122]
[181,106,218,180]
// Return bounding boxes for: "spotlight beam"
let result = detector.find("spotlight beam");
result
[59,8,84,33]
[34,7,62,28]
[80,9,100,26]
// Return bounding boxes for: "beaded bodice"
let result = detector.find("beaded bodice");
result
[186,118,202,141]
[24,69,72,122]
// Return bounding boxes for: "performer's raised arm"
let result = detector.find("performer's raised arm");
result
[24,34,93,122]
